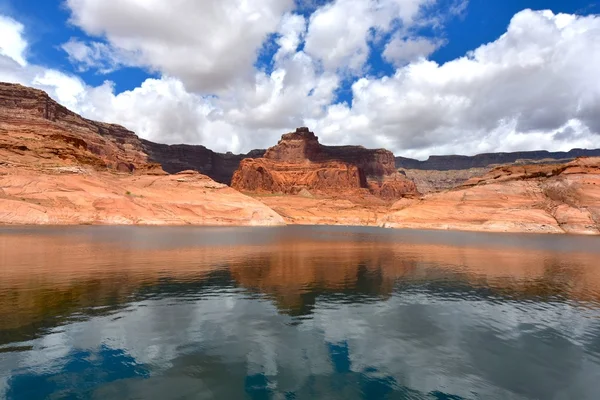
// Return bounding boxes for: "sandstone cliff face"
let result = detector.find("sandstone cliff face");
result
[380,157,600,235]
[0,82,158,173]
[0,82,264,184]
[264,128,396,176]
[232,127,418,200]
[141,140,265,184]
[0,83,284,226]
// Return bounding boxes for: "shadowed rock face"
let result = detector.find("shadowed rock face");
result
[141,140,265,184]
[396,149,600,171]
[232,127,418,200]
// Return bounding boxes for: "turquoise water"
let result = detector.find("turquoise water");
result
[1,226,599,399]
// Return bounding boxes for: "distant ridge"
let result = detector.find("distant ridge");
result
[395,149,600,171]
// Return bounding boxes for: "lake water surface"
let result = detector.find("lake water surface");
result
[1,226,600,399]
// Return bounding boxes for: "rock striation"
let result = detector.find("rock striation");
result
[0,82,164,174]
[232,127,418,201]
[0,82,284,226]
[380,157,600,235]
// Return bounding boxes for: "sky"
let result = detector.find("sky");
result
[0,0,599,159]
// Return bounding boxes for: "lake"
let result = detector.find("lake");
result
[1,226,599,399]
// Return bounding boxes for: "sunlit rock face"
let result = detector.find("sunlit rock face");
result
[380,157,600,235]
[0,82,161,173]
[0,82,285,226]
[232,127,419,201]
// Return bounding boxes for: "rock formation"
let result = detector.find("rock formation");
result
[398,168,491,194]
[395,149,600,171]
[0,82,284,226]
[0,82,265,184]
[141,140,265,184]
[0,82,159,173]
[232,127,419,201]
[3,82,600,234]
[380,157,600,235]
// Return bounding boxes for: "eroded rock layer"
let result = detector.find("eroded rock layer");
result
[380,157,600,235]
[232,127,419,200]
[0,83,284,226]
[0,82,161,173]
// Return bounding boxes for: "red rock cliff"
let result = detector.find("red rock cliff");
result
[0,82,161,173]
[231,127,418,200]
[0,82,285,226]
[0,82,264,182]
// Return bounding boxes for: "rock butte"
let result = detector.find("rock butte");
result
[1,81,599,234]
[231,127,419,201]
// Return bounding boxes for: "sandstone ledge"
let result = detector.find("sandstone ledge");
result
[0,168,285,226]
[379,158,600,235]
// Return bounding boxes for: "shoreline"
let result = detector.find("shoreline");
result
[0,220,597,236]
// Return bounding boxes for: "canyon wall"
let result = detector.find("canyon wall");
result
[0,82,266,184]
[395,149,600,171]
[0,83,284,226]
[141,141,265,184]
[0,82,158,173]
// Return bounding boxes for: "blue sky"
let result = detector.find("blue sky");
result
[0,0,599,157]
[3,0,595,98]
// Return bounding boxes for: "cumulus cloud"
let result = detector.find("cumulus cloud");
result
[64,0,296,92]
[61,38,134,74]
[310,9,600,158]
[303,0,435,72]
[1,5,600,159]
[0,7,333,152]
[0,15,27,66]
[383,36,444,66]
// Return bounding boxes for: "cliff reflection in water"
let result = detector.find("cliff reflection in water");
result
[1,226,600,399]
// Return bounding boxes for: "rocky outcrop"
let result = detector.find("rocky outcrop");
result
[232,127,418,201]
[395,149,600,171]
[0,82,284,226]
[0,82,159,173]
[399,168,491,194]
[0,82,264,184]
[141,140,265,184]
[264,128,397,176]
[380,157,600,235]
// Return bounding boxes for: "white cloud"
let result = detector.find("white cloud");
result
[303,0,435,72]
[383,36,444,66]
[275,13,307,60]
[2,7,600,160]
[0,15,27,66]
[309,9,600,158]
[64,0,296,92]
[61,38,134,73]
